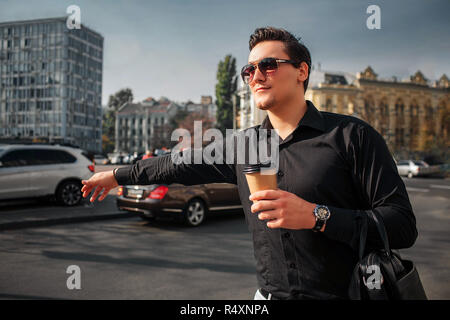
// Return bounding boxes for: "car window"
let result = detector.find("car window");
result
[397,161,409,165]
[0,149,35,167]
[0,149,78,166]
[57,150,77,163]
[33,149,77,165]
[82,151,94,162]
[413,161,425,166]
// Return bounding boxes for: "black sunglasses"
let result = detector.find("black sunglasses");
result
[241,57,300,84]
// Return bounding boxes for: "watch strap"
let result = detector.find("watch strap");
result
[312,217,325,232]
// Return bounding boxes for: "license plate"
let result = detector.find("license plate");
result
[126,188,143,198]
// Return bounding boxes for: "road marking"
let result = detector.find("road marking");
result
[406,187,430,193]
[430,184,450,190]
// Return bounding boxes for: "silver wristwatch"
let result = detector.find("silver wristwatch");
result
[312,204,331,232]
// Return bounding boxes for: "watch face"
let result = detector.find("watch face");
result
[317,207,330,220]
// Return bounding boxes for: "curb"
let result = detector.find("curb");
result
[0,211,139,231]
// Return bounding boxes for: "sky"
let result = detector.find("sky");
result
[0,0,449,105]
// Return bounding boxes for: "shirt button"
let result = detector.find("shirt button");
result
[290,263,296,269]
[277,171,284,177]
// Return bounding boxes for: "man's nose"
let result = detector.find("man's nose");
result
[252,67,266,84]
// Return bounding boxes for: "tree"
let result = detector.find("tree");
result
[170,109,189,129]
[108,88,133,112]
[170,109,215,148]
[102,88,133,154]
[102,133,115,155]
[215,55,239,134]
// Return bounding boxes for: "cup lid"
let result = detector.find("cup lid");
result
[243,162,272,174]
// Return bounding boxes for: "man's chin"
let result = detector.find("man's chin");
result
[257,104,272,111]
[255,99,273,111]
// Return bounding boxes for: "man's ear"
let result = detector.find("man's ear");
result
[297,61,309,83]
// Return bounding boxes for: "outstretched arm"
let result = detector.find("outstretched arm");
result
[81,140,237,203]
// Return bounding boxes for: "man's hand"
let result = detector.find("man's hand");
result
[249,189,322,231]
[81,170,119,202]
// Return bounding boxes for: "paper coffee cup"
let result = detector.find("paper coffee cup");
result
[243,163,277,197]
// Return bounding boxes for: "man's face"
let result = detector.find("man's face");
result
[247,40,307,111]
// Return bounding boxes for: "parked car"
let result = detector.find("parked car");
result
[154,149,170,156]
[116,183,242,226]
[131,152,145,164]
[109,153,124,165]
[0,144,94,205]
[94,154,110,165]
[122,154,133,164]
[396,159,441,178]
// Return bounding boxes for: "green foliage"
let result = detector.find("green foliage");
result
[215,55,239,133]
[102,88,133,154]
[108,88,133,111]
[170,109,190,129]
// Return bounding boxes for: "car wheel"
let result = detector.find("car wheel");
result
[56,180,83,206]
[183,199,206,227]
[407,172,413,179]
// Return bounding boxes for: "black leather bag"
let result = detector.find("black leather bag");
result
[348,210,427,300]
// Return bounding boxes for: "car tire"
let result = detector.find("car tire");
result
[183,198,206,227]
[56,180,83,206]
[407,172,413,179]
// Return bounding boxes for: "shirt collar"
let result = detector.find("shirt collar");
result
[260,100,326,133]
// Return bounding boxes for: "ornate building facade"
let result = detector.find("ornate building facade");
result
[238,66,449,159]
[306,66,449,158]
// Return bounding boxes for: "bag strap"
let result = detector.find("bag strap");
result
[358,211,391,260]
[355,211,400,299]
[368,211,391,258]
[358,213,368,260]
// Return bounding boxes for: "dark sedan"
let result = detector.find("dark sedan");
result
[116,183,242,226]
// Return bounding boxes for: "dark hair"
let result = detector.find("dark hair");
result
[249,27,311,93]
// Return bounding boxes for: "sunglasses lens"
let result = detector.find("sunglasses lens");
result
[241,65,255,83]
[241,58,278,84]
[259,58,278,72]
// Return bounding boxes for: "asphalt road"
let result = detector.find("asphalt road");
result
[0,212,256,300]
[0,170,448,300]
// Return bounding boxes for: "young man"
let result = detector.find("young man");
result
[81,27,417,300]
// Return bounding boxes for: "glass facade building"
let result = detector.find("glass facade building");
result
[0,17,103,152]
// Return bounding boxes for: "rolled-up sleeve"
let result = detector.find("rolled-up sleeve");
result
[323,123,418,253]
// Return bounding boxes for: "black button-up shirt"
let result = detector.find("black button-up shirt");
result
[114,100,418,300]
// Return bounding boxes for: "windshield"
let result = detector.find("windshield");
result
[413,161,426,166]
